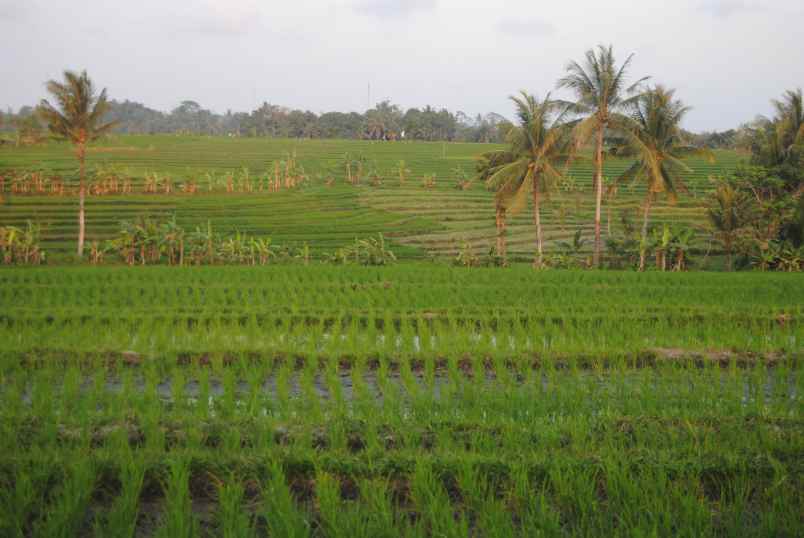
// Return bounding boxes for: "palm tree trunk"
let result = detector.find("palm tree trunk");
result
[533,182,543,268]
[639,193,653,272]
[726,237,733,272]
[77,143,86,257]
[593,126,604,267]
[495,204,506,259]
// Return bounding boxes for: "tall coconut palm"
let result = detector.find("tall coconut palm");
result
[484,92,572,267]
[557,45,648,267]
[615,86,711,271]
[37,70,117,257]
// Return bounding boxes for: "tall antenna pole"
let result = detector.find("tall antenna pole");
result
[367,83,371,111]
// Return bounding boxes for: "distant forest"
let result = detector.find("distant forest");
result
[1,97,739,148]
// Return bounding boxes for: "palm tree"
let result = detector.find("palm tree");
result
[771,88,804,163]
[670,226,696,271]
[484,92,572,267]
[707,183,754,271]
[748,89,804,168]
[615,86,709,271]
[557,45,648,267]
[37,70,117,257]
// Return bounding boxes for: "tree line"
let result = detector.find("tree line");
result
[2,93,747,147]
[1,99,513,143]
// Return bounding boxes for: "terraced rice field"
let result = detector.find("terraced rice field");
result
[0,136,744,261]
[0,266,802,536]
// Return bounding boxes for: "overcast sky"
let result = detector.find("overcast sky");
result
[1,0,802,132]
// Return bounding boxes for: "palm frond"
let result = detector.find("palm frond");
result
[614,161,644,188]
[36,69,118,144]
[615,85,696,203]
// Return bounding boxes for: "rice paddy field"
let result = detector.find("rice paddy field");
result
[0,135,744,262]
[1,136,801,536]
[1,265,802,536]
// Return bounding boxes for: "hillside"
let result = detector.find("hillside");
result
[0,135,745,262]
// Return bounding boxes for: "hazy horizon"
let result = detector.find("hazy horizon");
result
[2,0,802,132]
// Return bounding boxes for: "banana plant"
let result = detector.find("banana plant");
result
[88,240,105,265]
[556,229,589,267]
[107,222,138,265]
[0,225,20,264]
[17,220,43,264]
[356,233,397,265]
[368,163,383,187]
[651,224,674,271]
[295,242,311,266]
[605,236,640,269]
[752,240,781,271]
[189,221,217,265]
[251,237,276,265]
[0,222,46,265]
[544,252,571,269]
[395,160,411,186]
[143,172,159,194]
[220,230,250,264]
[161,174,174,194]
[136,217,162,264]
[341,153,367,185]
[778,243,803,272]
[454,240,479,268]
[204,171,218,192]
[452,165,471,190]
[160,216,185,266]
[638,232,654,272]
[323,234,396,266]
[670,226,696,271]
[322,247,350,265]
[239,166,252,193]
[89,238,116,265]
[341,153,353,184]
[104,216,285,266]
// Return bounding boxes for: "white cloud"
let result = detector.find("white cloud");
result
[0,0,30,22]
[698,0,756,18]
[497,18,555,37]
[353,0,437,18]
[176,0,263,36]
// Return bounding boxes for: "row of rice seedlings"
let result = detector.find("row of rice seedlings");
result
[2,264,801,309]
[2,334,800,532]
[1,307,798,370]
[1,451,800,536]
[4,358,800,456]
[0,268,801,332]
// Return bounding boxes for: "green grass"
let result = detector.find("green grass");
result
[0,135,745,261]
[0,265,802,536]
